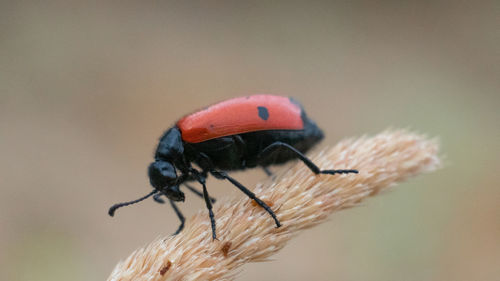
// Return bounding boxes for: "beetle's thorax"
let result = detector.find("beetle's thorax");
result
[155,127,184,160]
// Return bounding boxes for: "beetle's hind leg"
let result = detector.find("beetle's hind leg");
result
[257,141,358,175]
[262,166,273,177]
[210,170,281,228]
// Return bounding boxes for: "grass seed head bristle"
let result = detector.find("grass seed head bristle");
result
[107,130,440,281]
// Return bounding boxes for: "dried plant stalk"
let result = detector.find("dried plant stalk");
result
[108,130,440,281]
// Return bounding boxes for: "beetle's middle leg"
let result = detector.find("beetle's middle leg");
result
[262,166,273,177]
[184,182,216,204]
[210,170,281,228]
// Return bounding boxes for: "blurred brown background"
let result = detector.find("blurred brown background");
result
[1,1,498,280]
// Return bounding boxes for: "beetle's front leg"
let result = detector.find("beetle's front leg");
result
[169,199,185,235]
[190,168,218,240]
[153,193,166,204]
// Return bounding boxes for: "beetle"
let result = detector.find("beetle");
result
[108,95,358,239]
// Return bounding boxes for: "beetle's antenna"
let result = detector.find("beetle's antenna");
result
[108,190,159,217]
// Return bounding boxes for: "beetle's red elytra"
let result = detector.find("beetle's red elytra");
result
[177,95,304,143]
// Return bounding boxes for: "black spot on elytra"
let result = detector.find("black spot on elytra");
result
[257,106,269,120]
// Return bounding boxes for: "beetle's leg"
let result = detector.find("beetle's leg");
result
[190,173,218,240]
[184,182,216,204]
[153,193,165,204]
[169,199,185,235]
[257,142,358,175]
[210,170,281,228]
[262,166,273,177]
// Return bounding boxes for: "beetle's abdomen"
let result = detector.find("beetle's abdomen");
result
[184,116,323,171]
[242,117,324,168]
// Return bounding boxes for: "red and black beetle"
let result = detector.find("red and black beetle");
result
[109,95,357,239]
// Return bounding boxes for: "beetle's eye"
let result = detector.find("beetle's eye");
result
[148,161,177,188]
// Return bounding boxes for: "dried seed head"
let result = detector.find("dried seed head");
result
[221,242,232,258]
[108,130,440,281]
[159,261,171,276]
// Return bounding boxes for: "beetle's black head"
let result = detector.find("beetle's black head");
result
[148,160,184,202]
[107,127,187,217]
